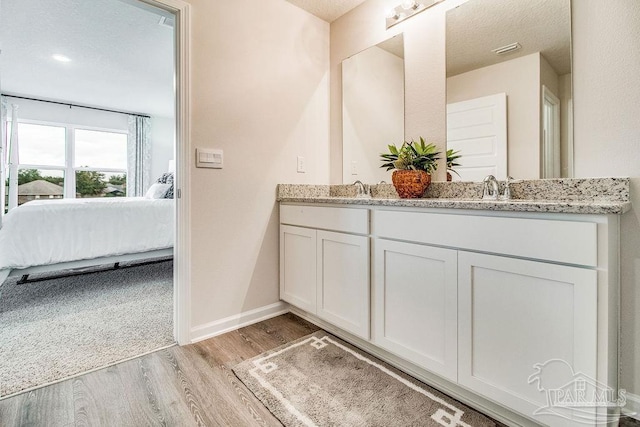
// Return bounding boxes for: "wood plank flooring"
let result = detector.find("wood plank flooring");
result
[2,313,637,427]
[0,313,319,427]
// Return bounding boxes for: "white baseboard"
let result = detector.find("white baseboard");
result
[622,392,640,421]
[189,301,289,343]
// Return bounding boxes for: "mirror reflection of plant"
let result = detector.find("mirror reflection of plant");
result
[380,137,441,174]
[446,149,462,177]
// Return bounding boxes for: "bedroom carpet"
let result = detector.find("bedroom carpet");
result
[0,259,174,398]
[233,331,498,427]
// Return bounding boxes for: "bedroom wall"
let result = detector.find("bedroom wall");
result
[329,0,640,404]
[185,0,329,334]
[149,115,175,181]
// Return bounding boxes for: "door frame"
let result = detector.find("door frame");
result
[542,85,561,178]
[138,0,191,345]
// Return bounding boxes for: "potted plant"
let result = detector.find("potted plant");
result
[380,137,441,198]
[446,149,462,181]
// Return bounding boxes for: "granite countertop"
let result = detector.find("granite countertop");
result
[277,178,632,215]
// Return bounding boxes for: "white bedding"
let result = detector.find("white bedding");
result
[0,197,174,271]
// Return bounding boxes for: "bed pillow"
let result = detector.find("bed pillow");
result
[145,183,172,199]
[156,173,174,199]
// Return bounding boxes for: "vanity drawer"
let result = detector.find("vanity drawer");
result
[374,210,597,267]
[280,204,369,234]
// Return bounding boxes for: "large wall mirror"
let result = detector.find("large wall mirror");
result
[342,34,404,184]
[446,0,572,181]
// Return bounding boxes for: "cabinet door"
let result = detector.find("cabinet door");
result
[458,251,597,425]
[316,231,370,339]
[373,239,458,381]
[280,225,316,314]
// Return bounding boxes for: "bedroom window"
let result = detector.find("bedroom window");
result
[4,120,129,210]
[5,122,67,207]
[74,129,128,198]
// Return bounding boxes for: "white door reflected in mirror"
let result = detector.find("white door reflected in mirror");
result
[446,0,572,179]
[446,93,507,181]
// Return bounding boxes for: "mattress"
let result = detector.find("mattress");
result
[0,197,174,271]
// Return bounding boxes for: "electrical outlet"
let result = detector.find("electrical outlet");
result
[351,160,358,175]
[297,156,306,173]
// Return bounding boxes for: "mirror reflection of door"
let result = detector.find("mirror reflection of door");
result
[447,93,507,181]
[446,0,572,180]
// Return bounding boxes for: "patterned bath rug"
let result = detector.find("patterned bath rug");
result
[233,331,499,426]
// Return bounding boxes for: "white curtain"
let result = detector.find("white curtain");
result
[6,103,19,212]
[0,97,7,223]
[127,115,151,197]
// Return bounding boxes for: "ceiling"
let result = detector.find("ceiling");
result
[284,0,368,22]
[0,0,175,117]
[446,0,571,77]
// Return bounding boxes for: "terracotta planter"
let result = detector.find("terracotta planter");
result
[392,170,431,198]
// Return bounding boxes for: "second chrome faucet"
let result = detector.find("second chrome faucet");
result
[482,175,517,200]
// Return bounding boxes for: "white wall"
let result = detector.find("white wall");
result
[331,0,466,184]
[330,0,468,184]
[447,53,541,179]
[330,0,640,398]
[558,73,572,178]
[186,0,329,329]
[342,45,403,184]
[572,0,640,396]
[149,115,175,181]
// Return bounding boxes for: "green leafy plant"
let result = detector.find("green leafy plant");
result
[446,149,462,177]
[380,137,441,174]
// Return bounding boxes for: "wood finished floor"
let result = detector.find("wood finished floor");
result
[0,313,319,427]
[1,313,637,427]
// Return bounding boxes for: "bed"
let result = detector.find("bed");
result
[0,197,174,286]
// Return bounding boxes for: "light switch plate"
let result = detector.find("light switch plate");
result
[297,156,306,173]
[196,148,223,169]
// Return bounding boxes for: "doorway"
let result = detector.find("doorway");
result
[0,0,191,398]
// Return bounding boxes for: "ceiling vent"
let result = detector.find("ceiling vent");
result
[158,16,175,28]
[491,42,522,55]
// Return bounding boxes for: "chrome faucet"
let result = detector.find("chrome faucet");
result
[353,180,370,198]
[500,176,521,200]
[482,175,500,200]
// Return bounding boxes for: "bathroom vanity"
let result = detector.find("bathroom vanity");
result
[278,179,630,427]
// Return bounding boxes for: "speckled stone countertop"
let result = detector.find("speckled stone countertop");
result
[277,178,631,215]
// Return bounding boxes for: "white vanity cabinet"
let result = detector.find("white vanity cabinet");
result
[280,202,620,426]
[457,251,598,423]
[280,225,317,314]
[373,239,458,381]
[372,208,618,427]
[316,230,370,339]
[280,205,370,339]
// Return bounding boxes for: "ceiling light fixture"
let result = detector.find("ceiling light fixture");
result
[402,0,420,10]
[52,54,71,63]
[386,0,443,29]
